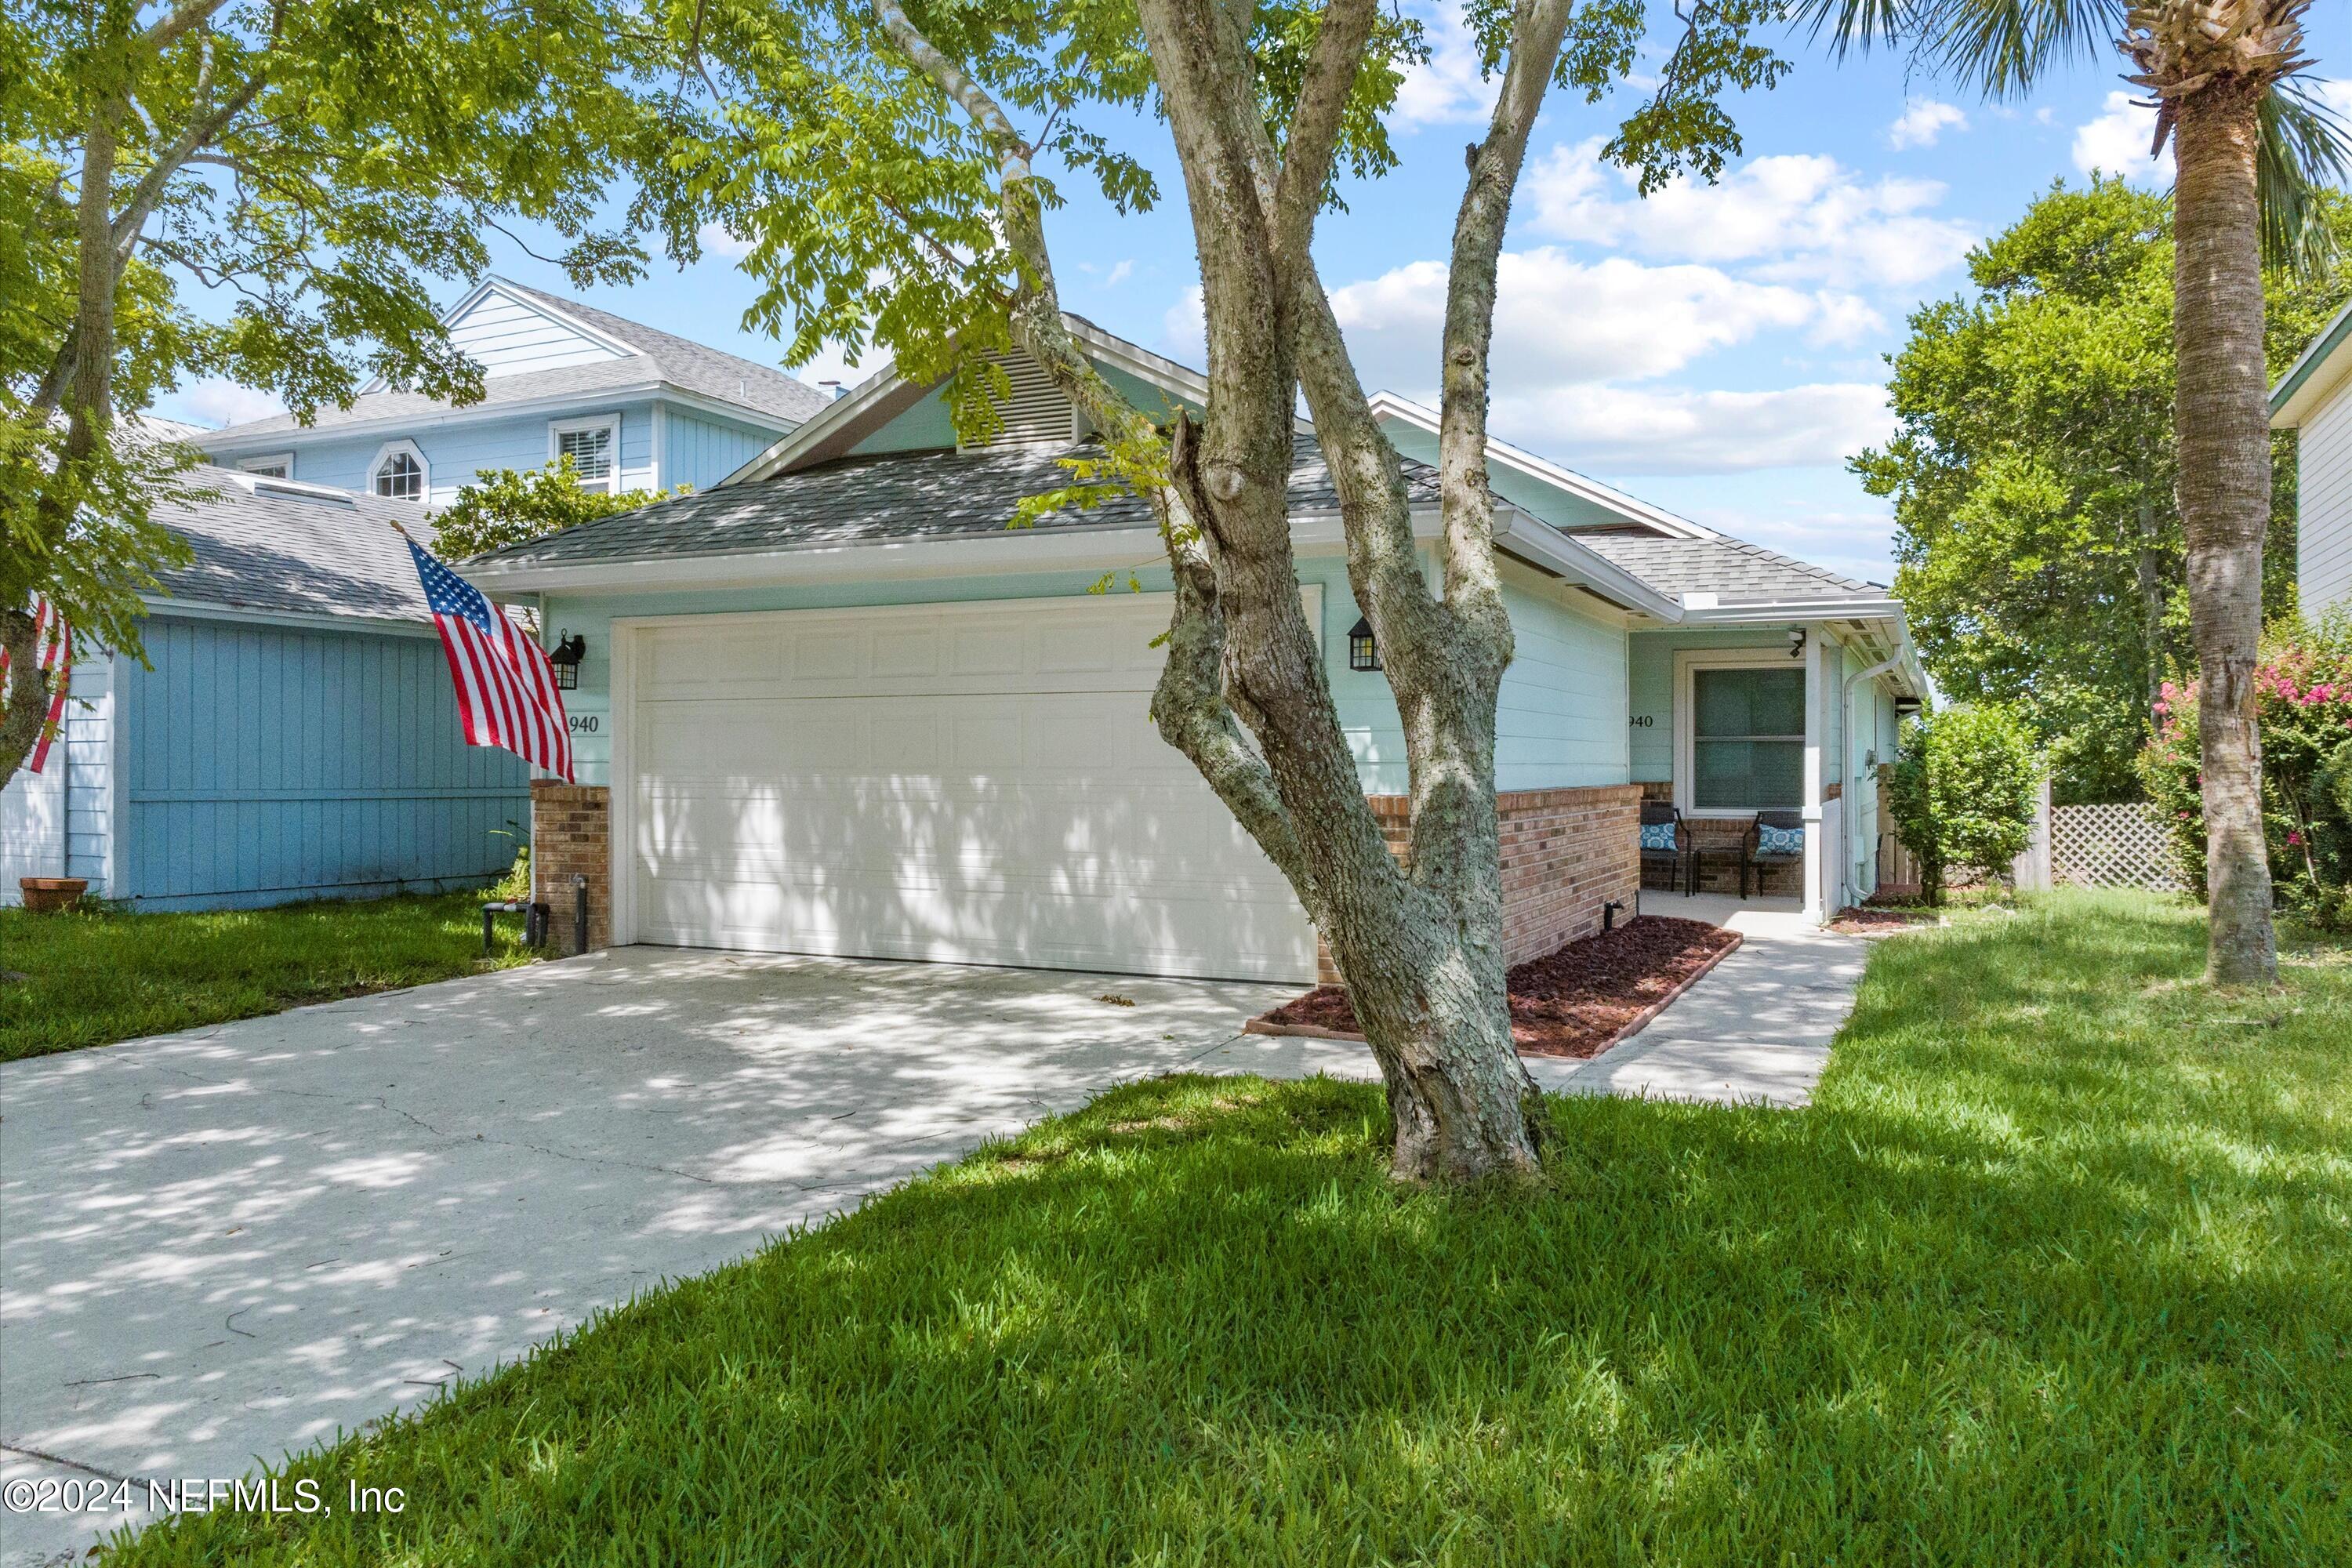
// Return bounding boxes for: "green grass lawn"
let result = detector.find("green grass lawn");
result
[105,891,2351,1565]
[0,890,539,1062]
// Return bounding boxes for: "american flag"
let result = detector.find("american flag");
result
[1,600,72,775]
[405,538,574,781]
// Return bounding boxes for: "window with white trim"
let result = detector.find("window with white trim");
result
[1687,664,1804,811]
[238,453,293,479]
[372,443,426,501]
[550,416,618,492]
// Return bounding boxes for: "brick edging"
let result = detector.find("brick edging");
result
[1240,928,1744,1059]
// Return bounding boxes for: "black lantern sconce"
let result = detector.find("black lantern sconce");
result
[1787,626,1807,659]
[1348,616,1381,672]
[547,630,587,691]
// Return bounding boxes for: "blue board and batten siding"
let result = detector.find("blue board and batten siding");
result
[113,615,530,909]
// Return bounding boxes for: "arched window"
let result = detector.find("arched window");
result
[372,443,426,501]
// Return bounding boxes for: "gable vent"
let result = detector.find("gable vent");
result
[968,353,1076,447]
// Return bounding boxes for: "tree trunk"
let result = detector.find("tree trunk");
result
[2172,75,2278,985]
[2136,492,2167,722]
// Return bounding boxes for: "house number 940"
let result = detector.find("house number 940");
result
[1628,714,1655,728]
[568,715,601,735]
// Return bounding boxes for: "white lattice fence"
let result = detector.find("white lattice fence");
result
[2051,803,2188,892]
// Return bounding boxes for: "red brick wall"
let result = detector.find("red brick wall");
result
[531,782,611,952]
[1317,784,1642,982]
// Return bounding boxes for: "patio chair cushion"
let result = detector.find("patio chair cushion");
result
[1639,822,1678,851]
[1755,822,1805,857]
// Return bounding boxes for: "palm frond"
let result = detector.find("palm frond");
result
[2259,82,2351,276]
[1788,0,2123,96]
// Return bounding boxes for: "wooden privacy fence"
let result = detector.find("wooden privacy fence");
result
[2049,802,2189,893]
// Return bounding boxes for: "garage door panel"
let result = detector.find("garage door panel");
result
[624,597,1317,982]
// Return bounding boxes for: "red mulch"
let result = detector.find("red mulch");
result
[1253,915,1741,1059]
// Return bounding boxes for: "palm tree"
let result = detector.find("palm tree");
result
[1802,0,2342,984]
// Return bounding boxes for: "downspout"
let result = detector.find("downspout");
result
[1840,652,1904,906]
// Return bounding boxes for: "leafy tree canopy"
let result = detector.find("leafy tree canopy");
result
[430,458,684,561]
[1853,179,2352,803]
[1,0,668,786]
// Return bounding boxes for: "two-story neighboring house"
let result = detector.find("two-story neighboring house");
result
[2271,297,2352,615]
[198,277,833,502]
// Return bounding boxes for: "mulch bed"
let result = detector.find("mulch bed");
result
[1247,915,1742,1059]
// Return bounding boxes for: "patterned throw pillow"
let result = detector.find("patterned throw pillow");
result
[1639,822,1678,851]
[1756,822,1805,856]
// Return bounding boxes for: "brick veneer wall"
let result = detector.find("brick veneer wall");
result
[1317,784,1642,983]
[531,782,611,952]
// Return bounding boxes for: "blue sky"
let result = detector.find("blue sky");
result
[159,6,2352,586]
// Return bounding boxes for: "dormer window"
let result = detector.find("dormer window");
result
[550,415,619,494]
[371,441,427,502]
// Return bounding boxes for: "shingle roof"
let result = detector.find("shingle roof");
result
[464,431,1879,610]
[470,433,1428,569]
[1573,529,1877,600]
[205,281,829,441]
[148,466,435,622]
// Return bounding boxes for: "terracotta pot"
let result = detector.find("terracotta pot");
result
[19,877,87,914]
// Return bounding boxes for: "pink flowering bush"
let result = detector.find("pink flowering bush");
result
[2140,613,2352,930]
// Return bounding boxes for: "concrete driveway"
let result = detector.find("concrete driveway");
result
[1,909,1867,1564]
[0,949,1295,1565]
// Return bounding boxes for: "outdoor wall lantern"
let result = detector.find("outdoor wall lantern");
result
[1787,626,1807,659]
[547,630,587,690]
[1348,616,1381,672]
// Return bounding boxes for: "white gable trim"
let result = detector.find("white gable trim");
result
[719,314,1299,489]
[1366,393,1716,541]
[357,277,644,396]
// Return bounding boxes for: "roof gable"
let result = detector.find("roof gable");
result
[441,281,638,380]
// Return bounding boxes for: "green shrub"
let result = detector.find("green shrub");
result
[1886,702,2043,904]
[2138,612,2352,929]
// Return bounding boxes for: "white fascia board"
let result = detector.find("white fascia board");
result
[1495,509,1683,622]
[1680,596,1905,623]
[463,509,1425,597]
[201,381,793,455]
[718,313,1292,491]
[141,596,437,638]
[1367,392,1719,541]
[2270,296,2352,427]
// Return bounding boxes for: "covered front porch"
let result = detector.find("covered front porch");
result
[1625,608,1926,923]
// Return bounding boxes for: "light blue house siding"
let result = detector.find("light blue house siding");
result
[269,403,779,503]
[539,550,1631,796]
[112,614,531,909]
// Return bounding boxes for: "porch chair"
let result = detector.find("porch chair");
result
[1742,809,1806,898]
[1638,800,1693,897]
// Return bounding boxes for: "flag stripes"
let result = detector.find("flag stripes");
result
[1,601,73,775]
[405,539,574,781]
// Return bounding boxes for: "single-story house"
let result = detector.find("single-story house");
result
[461,319,1926,983]
[2270,295,2352,615]
[0,465,529,909]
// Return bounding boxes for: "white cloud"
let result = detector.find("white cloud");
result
[161,377,284,430]
[2073,90,2165,185]
[1490,382,1893,475]
[1391,4,1497,129]
[1524,140,1976,288]
[1889,100,1968,150]
[697,221,757,260]
[1103,259,1134,289]
[1328,250,1823,398]
[1162,284,1207,362]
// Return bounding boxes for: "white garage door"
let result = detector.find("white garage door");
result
[616,596,1319,982]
